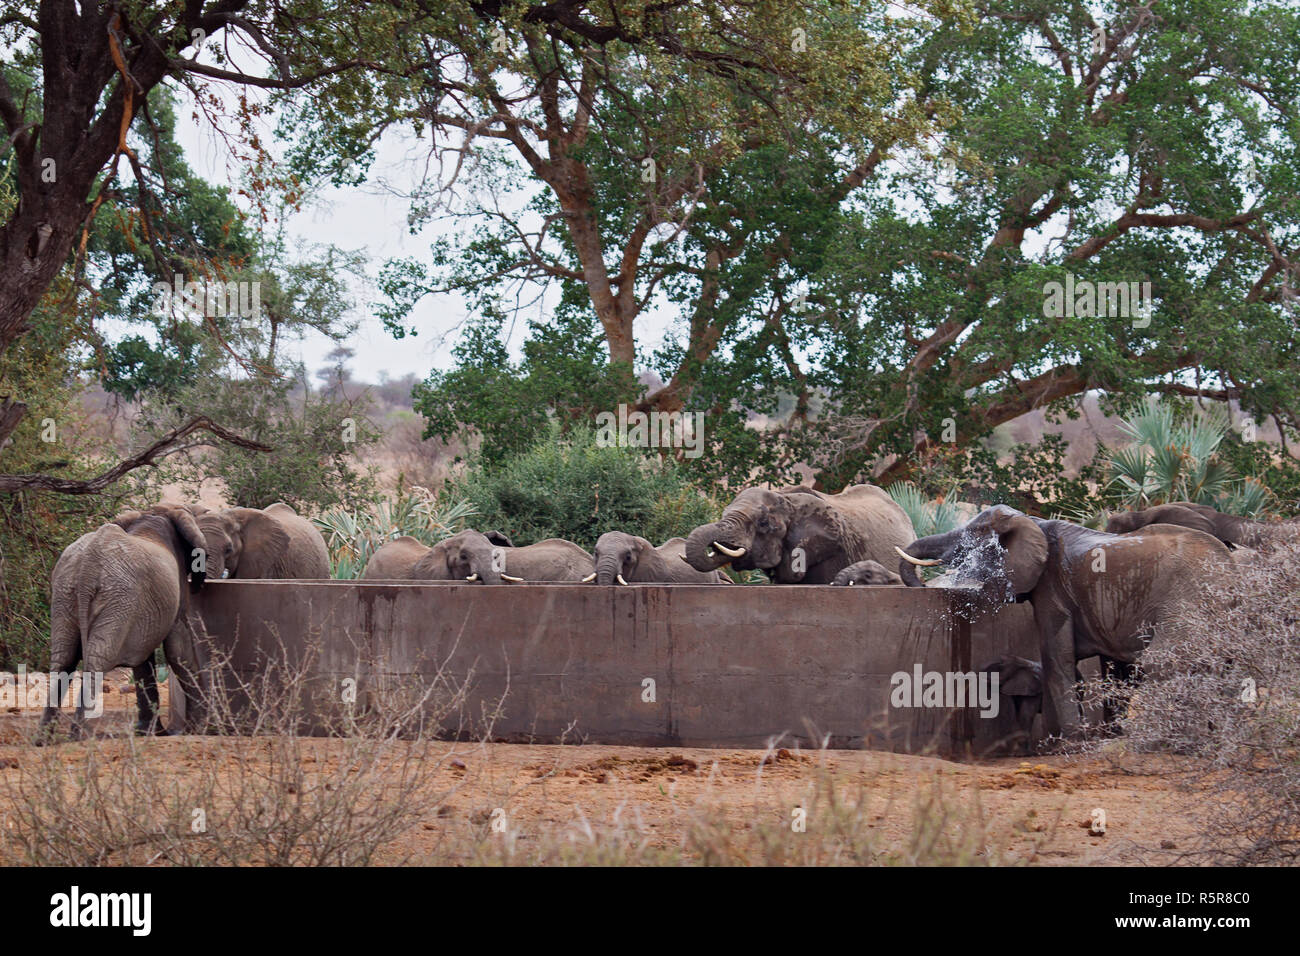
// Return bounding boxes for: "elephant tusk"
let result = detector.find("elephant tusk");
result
[895,546,941,567]
[500,573,524,582]
[465,573,479,581]
[680,555,693,565]
[847,580,854,586]
[617,574,629,586]
[713,541,746,558]
[581,572,597,583]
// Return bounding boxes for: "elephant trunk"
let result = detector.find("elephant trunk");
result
[684,520,744,571]
[897,528,962,587]
[595,552,624,586]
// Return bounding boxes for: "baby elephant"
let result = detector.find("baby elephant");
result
[830,560,903,586]
[43,506,209,739]
[592,532,728,584]
[982,655,1045,745]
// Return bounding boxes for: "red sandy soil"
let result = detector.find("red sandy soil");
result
[0,669,1207,866]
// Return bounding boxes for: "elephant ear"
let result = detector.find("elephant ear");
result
[484,530,514,548]
[163,506,209,592]
[987,506,1048,596]
[224,507,290,578]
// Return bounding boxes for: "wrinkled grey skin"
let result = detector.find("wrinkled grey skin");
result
[220,503,330,578]
[684,484,915,584]
[409,529,502,583]
[489,538,594,582]
[983,655,1045,749]
[362,535,432,579]
[407,531,592,583]
[1106,501,1294,549]
[830,560,903,587]
[363,530,516,581]
[42,506,209,740]
[593,533,727,585]
[899,506,1231,737]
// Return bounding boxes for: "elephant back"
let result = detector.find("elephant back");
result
[823,483,917,567]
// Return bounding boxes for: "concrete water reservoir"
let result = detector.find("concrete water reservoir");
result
[189,581,1038,756]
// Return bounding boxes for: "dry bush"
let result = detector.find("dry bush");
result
[419,743,1045,866]
[0,637,484,866]
[1079,531,1300,863]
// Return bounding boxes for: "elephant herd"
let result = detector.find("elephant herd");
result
[41,502,329,738]
[40,486,1271,744]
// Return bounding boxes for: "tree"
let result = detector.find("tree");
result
[0,0,408,450]
[380,1,1300,491]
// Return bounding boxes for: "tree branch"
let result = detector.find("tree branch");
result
[0,417,272,494]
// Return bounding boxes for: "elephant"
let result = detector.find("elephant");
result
[42,505,209,738]
[403,530,592,583]
[683,483,915,584]
[219,502,330,578]
[896,506,1232,738]
[591,533,728,585]
[830,560,903,586]
[361,535,431,579]
[1106,501,1293,549]
[982,655,1045,747]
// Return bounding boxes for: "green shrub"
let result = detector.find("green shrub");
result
[886,482,966,537]
[313,487,478,579]
[445,422,719,549]
[1103,402,1276,516]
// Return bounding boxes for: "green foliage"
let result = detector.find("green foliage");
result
[0,306,130,668]
[140,369,381,514]
[914,433,1105,518]
[412,310,640,470]
[886,482,966,537]
[445,422,720,549]
[314,488,478,579]
[1102,401,1275,516]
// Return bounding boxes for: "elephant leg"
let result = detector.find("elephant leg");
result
[132,657,168,735]
[1037,607,1081,738]
[37,636,80,743]
[1099,656,1137,726]
[163,612,207,734]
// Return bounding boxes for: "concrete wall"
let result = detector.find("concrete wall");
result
[191,581,1038,756]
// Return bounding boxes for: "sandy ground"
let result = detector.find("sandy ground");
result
[0,670,1209,866]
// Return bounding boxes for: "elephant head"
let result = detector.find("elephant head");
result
[683,487,798,576]
[896,505,1048,609]
[110,505,210,592]
[193,511,239,579]
[830,560,902,586]
[220,507,292,579]
[411,529,515,583]
[593,532,652,585]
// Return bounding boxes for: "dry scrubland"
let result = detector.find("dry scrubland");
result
[0,679,1217,866]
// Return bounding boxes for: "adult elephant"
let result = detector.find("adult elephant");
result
[592,533,727,585]
[684,483,915,584]
[896,506,1231,737]
[219,503,330,578]
[406,530,592,583]
[1106,501,1290,548]
[43,506,209,738]
[361,535,432,579]
[361,530,515,580]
